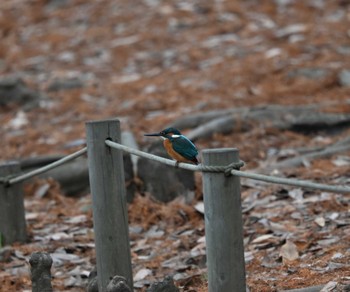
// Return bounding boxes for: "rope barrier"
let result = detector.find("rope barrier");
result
[0,147,87,186]
[0,138,349,194]
[105,140,350,194]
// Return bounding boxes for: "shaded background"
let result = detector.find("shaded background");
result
[0,0,350,291]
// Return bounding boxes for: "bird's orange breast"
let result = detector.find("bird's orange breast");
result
[163,139,190,163]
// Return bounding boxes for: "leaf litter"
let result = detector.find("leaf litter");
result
[0,0,350,291]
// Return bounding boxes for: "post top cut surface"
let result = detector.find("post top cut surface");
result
[86,118,120,125]
[202,148,238,155]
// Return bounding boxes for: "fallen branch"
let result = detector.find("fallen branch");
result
[267,135,350,171]
[170,104,350,141]
[280,285,324,292]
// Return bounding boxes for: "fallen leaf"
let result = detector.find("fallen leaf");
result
[331,252,343,260]
[6,111,28,130]
[64,215,87,224]
[145,225,164,238]
[51,253,80,262]
[34,183,50,198]
[194,202,204,214]
[318,237,339,246]
[314,217,326,227]
[252,234,276,244]
[133,268,152,281]
[280,240,299,262]
[332,156,350,166]
[288,188,304,201]
[49,232,71,241]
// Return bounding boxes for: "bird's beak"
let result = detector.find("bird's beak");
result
[144,132,162,137]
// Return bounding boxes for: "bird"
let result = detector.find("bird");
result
[144,127,199,165]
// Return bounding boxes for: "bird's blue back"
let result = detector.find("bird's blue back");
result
[170,135,198,160]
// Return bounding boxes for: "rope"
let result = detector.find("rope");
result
[0,147,87,186]
[105,140,350,194]
[199,162,245,176]
[229,169,350,194]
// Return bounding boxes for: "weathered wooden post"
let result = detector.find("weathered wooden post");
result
[202,148,246,292]
[86,119,133,291]
[0,162,27,245]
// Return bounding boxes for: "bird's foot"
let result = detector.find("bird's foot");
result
[175,161,180,168]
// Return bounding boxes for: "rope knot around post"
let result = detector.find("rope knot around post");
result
[224,160,245,176]
[199,160,245,176]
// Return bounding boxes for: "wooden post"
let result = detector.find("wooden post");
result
[202,148,246,292]
[0,162,27,245]
[85,119,133,291]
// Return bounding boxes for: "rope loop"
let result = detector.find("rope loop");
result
[224,161,245,176]
[199,160,245,176]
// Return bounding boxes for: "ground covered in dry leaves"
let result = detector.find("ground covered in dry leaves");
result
[0,0,350,291]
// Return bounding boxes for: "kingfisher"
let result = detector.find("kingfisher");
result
[144,127,199,165]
